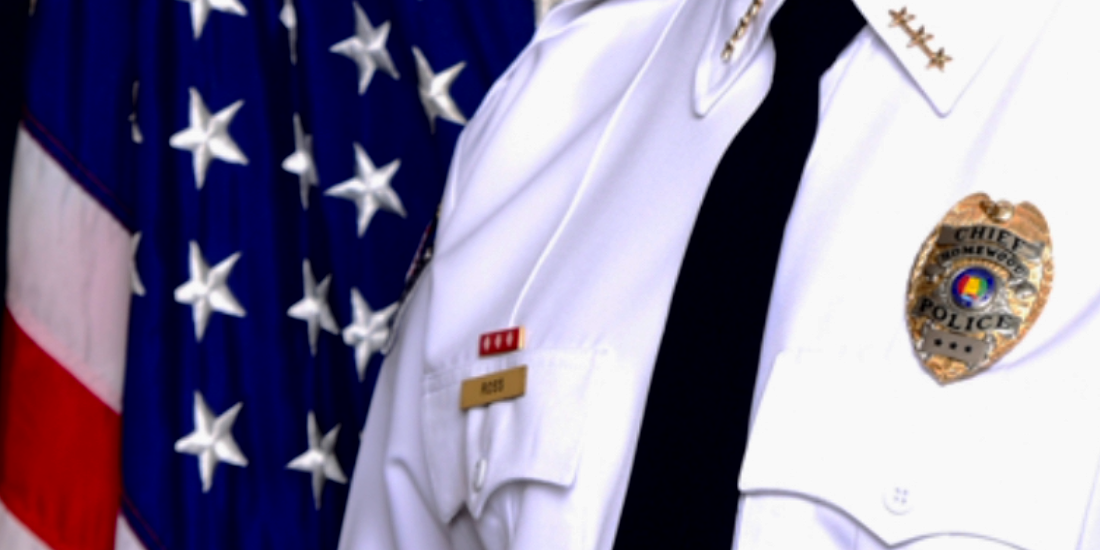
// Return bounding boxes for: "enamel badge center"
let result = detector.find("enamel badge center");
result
[906,193,1053,383]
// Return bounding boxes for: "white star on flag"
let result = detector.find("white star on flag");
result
[281,113,318,209]
[280,0,299,64]
[174,391,248,493]
[174,241,246,342]
[286,411,347,510]
[329,1,400,95]
[169,87,248,190]
[342,288,397,381]
[287,259,338,356]
[177,0,248,40]
[325,142,405,237]
[129,80,143,144]
[412,46,467,133]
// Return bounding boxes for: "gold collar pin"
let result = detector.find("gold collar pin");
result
[889,7,953,71]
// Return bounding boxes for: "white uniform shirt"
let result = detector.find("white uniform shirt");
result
[338,0,1100,548]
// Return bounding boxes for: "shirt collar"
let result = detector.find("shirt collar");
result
[694,0,1013,117]
[694,0,784,116]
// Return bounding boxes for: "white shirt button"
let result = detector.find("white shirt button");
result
[883,485,914,515]
[473,458,488,492]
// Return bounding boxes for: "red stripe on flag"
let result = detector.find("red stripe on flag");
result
[0,309,120,550]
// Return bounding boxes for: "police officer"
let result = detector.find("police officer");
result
[339,0,1100,548]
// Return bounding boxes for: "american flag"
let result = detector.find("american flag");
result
[0,1,536,549]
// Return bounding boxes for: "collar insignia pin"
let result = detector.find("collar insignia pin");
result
[906,193,1053,383]
[888,7,953,71]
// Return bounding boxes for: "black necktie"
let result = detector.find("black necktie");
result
[613,0,865,547]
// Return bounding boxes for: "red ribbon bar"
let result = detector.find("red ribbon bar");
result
[478,327,526,357]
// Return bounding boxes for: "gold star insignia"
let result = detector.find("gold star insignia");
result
[888,7,915,27]
[888,7,953,72]
[928,48,953,71]
[907,26,933,48]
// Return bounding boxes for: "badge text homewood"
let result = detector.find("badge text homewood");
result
[935,243,1030,280]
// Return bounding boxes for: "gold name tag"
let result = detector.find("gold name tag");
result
[460,366,527,410]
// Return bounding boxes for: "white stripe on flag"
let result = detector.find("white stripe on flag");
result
[114,513,145,550]
[6,125,132,411]
[2,127,143,549]
[0,499,51,550]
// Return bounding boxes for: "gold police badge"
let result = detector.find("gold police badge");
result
[906,194,1053,383]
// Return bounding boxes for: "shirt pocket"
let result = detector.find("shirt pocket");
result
[420,347,601,523]
[739,349,1100,550]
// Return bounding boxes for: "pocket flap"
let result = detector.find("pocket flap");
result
[421,348,599,522]
[740,350,1100,550]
